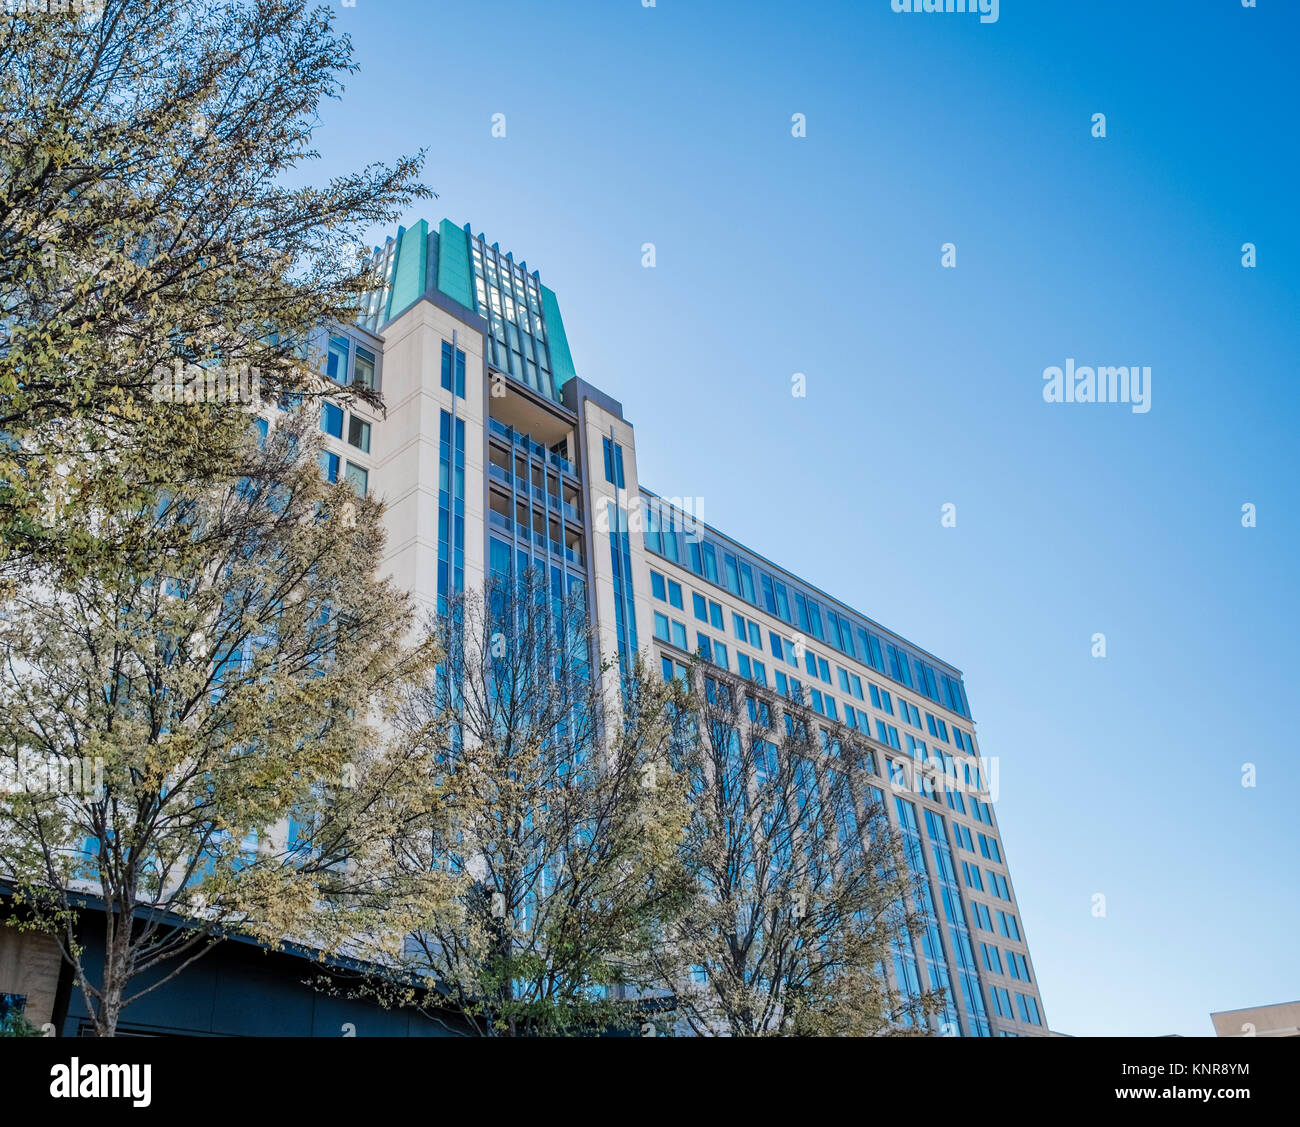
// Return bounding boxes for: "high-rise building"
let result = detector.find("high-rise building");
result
[311,218,1049,1037]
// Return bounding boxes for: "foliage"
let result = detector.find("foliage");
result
[650,672,941,1035]
[0,413,453,1035]
[0,1007,43,1037]
[341,569,694,1036]
[0,0,431,567]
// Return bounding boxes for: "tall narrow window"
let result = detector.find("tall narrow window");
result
[441,341,467,397]
[602,437,626,488]
[347,416,371,453]
[344,461,368,495]
[327,334,350,384]
[321,402,343,438]
[354,346,376,390]
[438,410,466,612]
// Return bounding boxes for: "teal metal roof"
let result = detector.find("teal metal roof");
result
[367,219,575,404]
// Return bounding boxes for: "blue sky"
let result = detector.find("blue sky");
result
[309,0,1298,1036]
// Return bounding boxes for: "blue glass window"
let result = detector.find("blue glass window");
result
[858,628,884,672]
[807,598,824,641]
[347,415,371,453]
[354,345,376,391]
[795,593,810,633]
[441,341,466,397]
[437,410,466,611]
[321,401,343,438]
[696,633,713,663]
[992,987,1013,1019]
[344,461,368,495]
[602,437,626,488]
[887,644,913,688]
[1016,994,1041,1026]
[915,659,939,702]
[738,562,755,603]
[870,683,894,715]
[327,333,350,384]
[702,542,718,583]
[773,580,790,623]
[941,675,968,717]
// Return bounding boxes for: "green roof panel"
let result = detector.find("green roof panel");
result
[385,219,429,322]
[436,219,475,310]
[541,284,577,390]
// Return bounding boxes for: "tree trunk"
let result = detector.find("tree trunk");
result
[97,986,124,1038]
[97,904,133,1036]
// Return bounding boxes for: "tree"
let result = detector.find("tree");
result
[0,412,454,1036]
[0,0,431,563]
[0,1007,43,1037]
[650,669,939,1036]
[339,568,694,1037]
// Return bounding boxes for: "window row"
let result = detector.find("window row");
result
[648,566,979,756]
[654,630,988,815]
[989,988,1040,1025]
[980,943,1033,983]
[969,902,1021,942]
[326,332,378,391]
[320,401,371,454]
[644,510,970,716]
[318,451,368,495]
[952,823,1003,863]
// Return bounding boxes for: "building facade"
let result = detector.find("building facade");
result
[1211,1001,1300,1038]
[306,218,1049,1037]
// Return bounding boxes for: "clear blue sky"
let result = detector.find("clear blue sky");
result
[308,0,1298,1037]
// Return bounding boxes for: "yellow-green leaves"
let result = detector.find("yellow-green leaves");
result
[0,411,447,1035]
[0,0,431,566]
